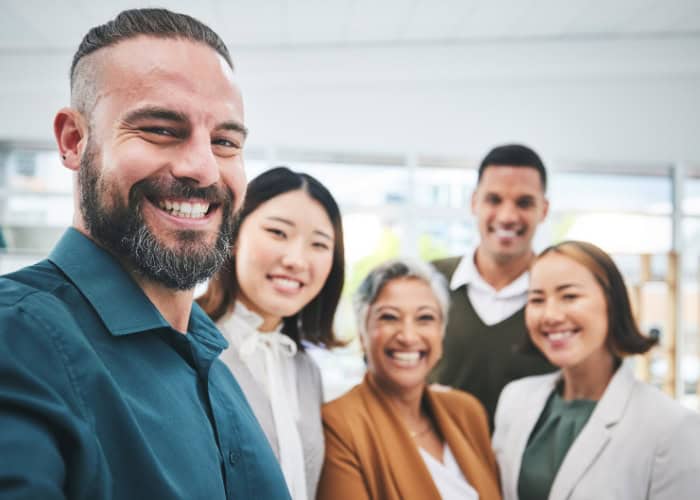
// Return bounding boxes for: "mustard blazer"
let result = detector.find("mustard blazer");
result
[317,374,502,500]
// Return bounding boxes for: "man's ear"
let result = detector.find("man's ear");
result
[470,188,478,215]
[541,198,550,221]
[54,107,88,172]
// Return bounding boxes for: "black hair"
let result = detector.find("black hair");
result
[198,167,345,349]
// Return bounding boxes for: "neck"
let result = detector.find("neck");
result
[235,296,282,333]
[132,272,194,334]
[474,247,534,290]
[372,374,425,422]
[74,226,194,333]
[561,351,617,401]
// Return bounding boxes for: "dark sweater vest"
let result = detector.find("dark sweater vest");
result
[429,256,555,431]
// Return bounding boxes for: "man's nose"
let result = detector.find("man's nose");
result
[496,201,519,224]
[171,131,220,187]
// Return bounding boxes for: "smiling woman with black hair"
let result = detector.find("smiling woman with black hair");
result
[198,166,345,500]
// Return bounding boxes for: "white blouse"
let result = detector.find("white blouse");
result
[218,302,308,500]
[419,444,479,500]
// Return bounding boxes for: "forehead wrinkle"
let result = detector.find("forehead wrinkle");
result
[94,47,242,124]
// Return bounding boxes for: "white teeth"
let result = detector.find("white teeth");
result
[547,331,574,341]
[158,200,210,219]
[393,351,420,362]
[271,277,301,290]
[389,351,421,367]
[495,228,518,238]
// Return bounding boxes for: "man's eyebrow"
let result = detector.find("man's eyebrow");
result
[122,106,189,125]
[121,107,248,138]
[217,120,248,138]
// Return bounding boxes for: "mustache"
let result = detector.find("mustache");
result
[129,177,234,206]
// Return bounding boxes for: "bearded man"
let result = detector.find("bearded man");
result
[0,8,290,500]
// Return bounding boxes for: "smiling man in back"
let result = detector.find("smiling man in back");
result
[430,144,556,430]
[0,9,289,499]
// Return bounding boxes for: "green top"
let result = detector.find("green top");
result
[0,228,290,500]
[518,389,597,500]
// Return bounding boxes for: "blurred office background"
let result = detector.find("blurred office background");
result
[1,0,699,406]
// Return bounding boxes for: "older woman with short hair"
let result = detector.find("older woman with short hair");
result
[317,259,501,500]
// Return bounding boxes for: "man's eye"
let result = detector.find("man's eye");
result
[212,138,240,148]
[141,127,176,137]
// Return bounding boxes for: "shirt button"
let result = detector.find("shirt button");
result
[229,450,240,466]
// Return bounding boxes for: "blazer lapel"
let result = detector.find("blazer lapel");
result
[428,390,494,497]
[504,373,559,500]
[549,364,636,500]
[360,375,442,500]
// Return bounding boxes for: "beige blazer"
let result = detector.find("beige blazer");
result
[493,364,700,500]
[317,374,502,500]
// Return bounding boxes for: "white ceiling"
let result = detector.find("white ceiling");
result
[2,0,699,51]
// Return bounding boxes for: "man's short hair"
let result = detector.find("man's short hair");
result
[477,144,547,190]
[70,8,232,112]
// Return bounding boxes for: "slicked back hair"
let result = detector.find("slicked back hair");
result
[197,167,346,349]
[70,8,232,112]
[477,143,547,191]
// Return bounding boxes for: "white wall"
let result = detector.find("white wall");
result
[2,36,699,165]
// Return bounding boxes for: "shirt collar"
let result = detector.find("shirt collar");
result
[188,302,229,352]
[48,228,172,336]
[219,301,284,342]
[450,248,530,298]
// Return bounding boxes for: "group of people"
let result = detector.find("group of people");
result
[1,7,699,500]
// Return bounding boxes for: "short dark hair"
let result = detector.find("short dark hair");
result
[197,167,346,349]
[525,240,657,358]
[70,8,232,112]
[477,144,547,190]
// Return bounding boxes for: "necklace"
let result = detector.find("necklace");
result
[409,423,432,439]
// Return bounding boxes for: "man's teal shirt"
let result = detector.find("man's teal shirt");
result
[0,228,290,499]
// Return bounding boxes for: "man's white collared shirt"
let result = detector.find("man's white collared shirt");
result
[449,249,529,326]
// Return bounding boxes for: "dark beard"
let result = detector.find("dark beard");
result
[78,142,235,290]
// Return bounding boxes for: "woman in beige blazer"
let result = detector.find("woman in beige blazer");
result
[493,241,700,500]
[318,259,501,500]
